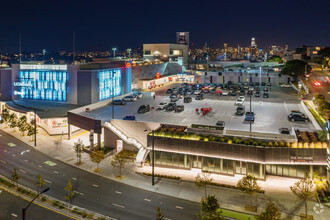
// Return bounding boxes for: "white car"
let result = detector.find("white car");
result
[222,90,229,96]
[237,96,245,102]
[157,102,168,110]
[194,90,202,95]
[248,87,254,91]
[123,95,137,101]
[235,99,244,106]
[134,92,144,99]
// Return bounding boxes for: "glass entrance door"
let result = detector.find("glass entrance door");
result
[192,156,201,169]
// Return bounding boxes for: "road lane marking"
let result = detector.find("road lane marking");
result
[7,143,16,147]
[112,203,125,208]
[164,218,172,220]
[20,150,30,155]
[74,191,84,196]
[24,160,28,162]
[144,198,151,202]
[4,150,7,152]
[92,184,98,187]
[72,177,77,180]
[11,213,18,218]
[0,160,6,164]
[38,165,43,168]
[19,169,26,174]
[71,130,88,139]
[12,154,16,157]
[115,191,122,194]
[44,161,57,166]
[44,179,52,184]
[54,171,59,174]
[176,206,183,209]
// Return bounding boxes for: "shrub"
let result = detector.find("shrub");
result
[279,142,285,147]
[224,137,229,142]
[248,140,254,145]
[253,141,258,146]
[267,142,273,147]
[204,137,209,141]
[41,196,47,202]
[82,212,88,218]
[274,142,279,147]
[227,139,232,144]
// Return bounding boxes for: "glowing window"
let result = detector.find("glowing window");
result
[98,69,122,100]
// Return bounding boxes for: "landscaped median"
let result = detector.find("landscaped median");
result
[0,175,113,220]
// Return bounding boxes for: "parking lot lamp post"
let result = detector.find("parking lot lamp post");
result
[112,71,115,120]
[22,187,49,220]
[249,93,252,133]
[34,108,37,147]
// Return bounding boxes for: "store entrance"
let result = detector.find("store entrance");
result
[235,161,247,175]
[192,156,202,169]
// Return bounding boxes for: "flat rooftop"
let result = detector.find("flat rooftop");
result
[6,100,79,118]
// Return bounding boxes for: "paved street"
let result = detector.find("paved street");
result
[302,70,330,101]
[0,129,200,220]
[0,189,73,220]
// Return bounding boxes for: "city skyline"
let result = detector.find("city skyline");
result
[0,0,329,53]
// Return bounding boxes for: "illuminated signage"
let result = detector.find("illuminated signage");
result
[125,62,132,68]
[156,72,160,79]
[290,156,313,163]
[13,82,33,87]
[20,64,67,70]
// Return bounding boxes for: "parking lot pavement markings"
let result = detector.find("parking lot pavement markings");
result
[44,161,57,167]
[7,142,16,147]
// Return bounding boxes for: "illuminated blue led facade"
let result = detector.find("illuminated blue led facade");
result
[98,69,121,100]
[18,70,67,101]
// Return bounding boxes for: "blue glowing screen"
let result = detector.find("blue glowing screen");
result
[18,70,67,101]
[98,69,121,100]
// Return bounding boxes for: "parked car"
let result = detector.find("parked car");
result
[216,120,225,127]
[138,104,150,114]
[123,115,136,120]
[261,82,266,86]
[247,91,253,95]
[157,102,168,110]
[222,90,229,96]
[134,92,144,99]
[267,82,272,87]
[254,91,261,97]
[245,112,255,121]
[195,94,204,100]
[229,90,237,96]
[123,95,137,101]
[239,90,245,95]
[112,99,126,105]
[187,90,193,95]
[166,102,177,111]
[288,113,310,122]
[279,128,291,134]
[236,106,245,115]
[235,99,244,106]
[166,89,173,94]
[194,90,202,95]
[175,105,184,112]
[184,96,192,103]
[170,96,179,102]
[263,92,269,98]
[256,87,260,91]
[248,86,254,91]
[255,82,260,86]
[263,87,268,92]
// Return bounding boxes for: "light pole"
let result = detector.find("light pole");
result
[22,187,49,220]
[144,129,155,185]
[249,91,252,133]
[34,108,37,147]
[127,48,132,58]
[112,71,115,120]
[112,48,117,58]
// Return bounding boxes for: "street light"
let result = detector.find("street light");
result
[112,48,117,58]
[22,187,49,220]
[34,108,37,147]
[144,129,155,186]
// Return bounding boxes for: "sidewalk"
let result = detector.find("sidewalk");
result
[1,124,329,220]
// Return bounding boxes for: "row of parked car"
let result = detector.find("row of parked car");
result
[157,102,185,112]
[111,92,144,105]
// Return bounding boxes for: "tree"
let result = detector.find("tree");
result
[195,172,213,198]
[11,168,21,188]
[27,123,38,141]
[236,175,261,207]
[36,175,45,193]
[267,55,283,63]
[18,115,28,136]
[89,149,104,171]
[110,150,135,177]
[1,108,10,127]
[64,179,75,207]
[155,207,164,220]
[258,200,281,220]
[9,117,18,131]
[73,138,84,165]
[198,195,223,220]
[281,60,311,80]
[290,176,316,218]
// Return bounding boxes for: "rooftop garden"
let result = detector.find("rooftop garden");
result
[149,128,328,149]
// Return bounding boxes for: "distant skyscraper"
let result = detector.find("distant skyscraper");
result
[251,37,256,48]
[224,43,228,52]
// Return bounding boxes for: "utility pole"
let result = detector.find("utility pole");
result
[112,71,115,120]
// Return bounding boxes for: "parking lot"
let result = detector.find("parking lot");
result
[81,83,317,134]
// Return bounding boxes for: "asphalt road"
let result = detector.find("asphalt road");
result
[0,130,200,220]
[302,70,330,101]
[0,189,73,220]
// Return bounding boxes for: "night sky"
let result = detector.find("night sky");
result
[0,0,329,52]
